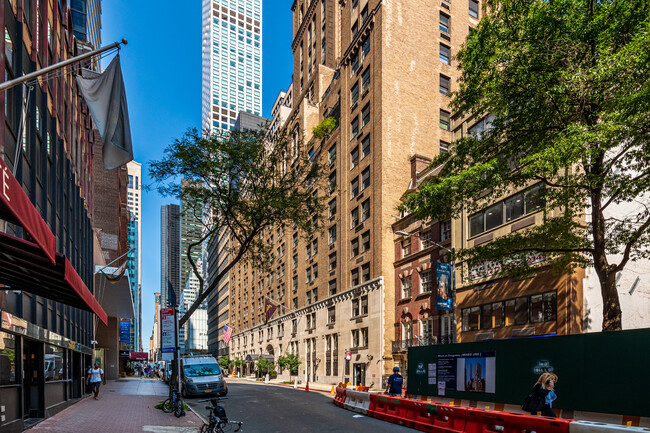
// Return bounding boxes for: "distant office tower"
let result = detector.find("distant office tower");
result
[201,0,263,133]
[70,0,102,48]
[180,261,208,353]
[161,204,181,308]
[180,179,204,299]
[150,292,161,361]
[126,161,142,351]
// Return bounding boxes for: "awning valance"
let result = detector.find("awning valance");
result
[0,231,108,325]
[245,354,274,362]
[0,157,56,263]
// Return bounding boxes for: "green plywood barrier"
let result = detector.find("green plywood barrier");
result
[407,328,650,417]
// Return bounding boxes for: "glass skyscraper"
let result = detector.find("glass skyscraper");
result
[202,0,262,133]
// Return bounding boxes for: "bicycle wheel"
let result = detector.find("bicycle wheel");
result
[200,423,214,433]
[161,398,174,413]
[174,397,184,418]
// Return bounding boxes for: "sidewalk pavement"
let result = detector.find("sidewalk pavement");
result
[27,377,204,433]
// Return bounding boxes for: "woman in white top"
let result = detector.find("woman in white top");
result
[86,362,105,400]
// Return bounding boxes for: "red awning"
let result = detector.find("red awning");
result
[130,352,148,361]
[0,157,56,263]
[0,231,108,325]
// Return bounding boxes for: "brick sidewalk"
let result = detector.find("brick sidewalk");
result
[28,378,203,433]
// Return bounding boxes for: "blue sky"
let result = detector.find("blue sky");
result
[102,0,294,351]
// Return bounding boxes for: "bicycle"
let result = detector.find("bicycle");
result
[161,386,185,418]
[198,397,242,433]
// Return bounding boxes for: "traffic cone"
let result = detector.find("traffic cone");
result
[305,381,310,392]
[330,385,336,395]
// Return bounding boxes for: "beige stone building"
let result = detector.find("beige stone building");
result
[226,0,481,388]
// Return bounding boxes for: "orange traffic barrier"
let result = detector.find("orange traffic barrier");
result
[464,408,572,433]
[333,386,347,407]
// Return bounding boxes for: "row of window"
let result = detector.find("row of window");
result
[350,103,371,139]
[461,291,557,332]
[400,270,432,299]
[400,221,450,259]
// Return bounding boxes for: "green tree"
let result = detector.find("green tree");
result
[217,356,230,371]
[277,353,301,381]
[312,117,337,140]
[255,358,274,376]
[403,0,650,331]
[233,358,243,375]
[150,128,327,326]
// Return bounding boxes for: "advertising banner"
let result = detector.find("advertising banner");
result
[437,352,496,393]
[435,262,453,311]
[119,319,130,343]
[160,307,176,354]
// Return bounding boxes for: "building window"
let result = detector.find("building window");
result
[329,252,337,271]
[351,20,358,37]
[440,220,452,241]
[351,146,359,169]
[420,270,431,293]
[293,232,299,248]
[401,238,411,257]
[351,237,359,257]
[329,279,337,296]
[351,52,359,75]
[361,67,370,93]
[361,295,368,315]
[328,144,337,164]
[293,276,298,293]
[293,297,299,310]
[401,275,412,299]
[402,321,413,340]
[469,0,479,18]
[351,81,359,106]
[351,116,359,139]
[361,167,370,190]
[351,177,359,198]
[469,114,494,139]
[329,225,337,244]
[361,263,370,282]
[439,13,450,33]
[440,140,450,153]
[361,103,370,127]
[361,135,370,158]
[440,110,451,130]
[361,35,370,58]
[440,44,451,65]
[361,230,370,252]
[329,198,337,219]
[440,75,450,94]
[352,298,360,317]
[328,306,336,324]
[293,254,298,269]
[420,229,432,249]
[351,268,360,286]
[351,207,359,228]
[361,199,370,222]
[329,171,337,193]
[0,332,16,385]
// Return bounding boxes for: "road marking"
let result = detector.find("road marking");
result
[352,415,365,418]
[142,427,198,432]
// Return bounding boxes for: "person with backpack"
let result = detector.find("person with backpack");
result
[522,372,557,417]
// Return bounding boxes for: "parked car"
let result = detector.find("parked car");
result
[164,362,172,383]
[180,356,227,398]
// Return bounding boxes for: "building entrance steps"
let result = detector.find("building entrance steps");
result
[26,377,203,433]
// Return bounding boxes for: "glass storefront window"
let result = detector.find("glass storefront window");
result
[515,297,529,325]
[505,299,516,326]
[0,332,17,385]
[45,344,65,381]
[480,304,492,330]
[492,302,504,328]
[529,294,544,323]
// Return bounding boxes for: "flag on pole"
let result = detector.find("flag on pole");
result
[100,260,128,284]
[264,298,279,324]
[76,55,133,170]
[223,325,233,345]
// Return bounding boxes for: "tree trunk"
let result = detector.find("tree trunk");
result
[599,270,622,331]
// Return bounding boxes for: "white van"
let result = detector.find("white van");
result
[180,356,227,398]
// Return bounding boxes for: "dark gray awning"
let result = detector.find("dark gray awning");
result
[245,354,274,362]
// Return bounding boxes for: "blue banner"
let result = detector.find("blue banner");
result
[435,263,453,311]
[119,320,131,343]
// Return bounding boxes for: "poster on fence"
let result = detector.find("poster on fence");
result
[437,352,496,393]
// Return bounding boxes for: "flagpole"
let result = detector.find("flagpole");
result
[95,247,135,274]
[0,39,128,93]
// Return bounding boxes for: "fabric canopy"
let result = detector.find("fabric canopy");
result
[245,354,274,362]
[0,231,107,325]
[93,266,135,319]
[0,157,56,263]
[76,55,133,170]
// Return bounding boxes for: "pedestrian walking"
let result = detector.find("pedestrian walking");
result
[86,362,106,400]
[522,372,557,417]
[385,366,404,397]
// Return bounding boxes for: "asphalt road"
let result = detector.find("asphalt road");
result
[186,380,413,432]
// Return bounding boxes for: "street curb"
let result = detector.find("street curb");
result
[187,402,208,425]
[228,378,334,396]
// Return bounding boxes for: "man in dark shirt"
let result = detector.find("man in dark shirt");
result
[385,366,403,396]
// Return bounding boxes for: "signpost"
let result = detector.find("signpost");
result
[160,307,176,361]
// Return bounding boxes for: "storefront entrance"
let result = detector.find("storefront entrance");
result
[353,363,366,387]
[23,339,43,421]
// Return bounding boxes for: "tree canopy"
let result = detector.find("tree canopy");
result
[150,127,327,326]
[403,0,650,331]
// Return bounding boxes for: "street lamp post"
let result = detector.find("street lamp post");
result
[395,230,457,344]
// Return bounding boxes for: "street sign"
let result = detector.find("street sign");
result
[345,351,352,360]
[160,307,176,354]
[119,350,129,357]
[119,319,130,343]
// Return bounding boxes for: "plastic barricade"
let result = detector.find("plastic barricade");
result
[368,394,400,423]
[344,390,371,414]
[411,403,468,433]
[333,387,347,408]
[465,408,572,433]
[570,421,650,433]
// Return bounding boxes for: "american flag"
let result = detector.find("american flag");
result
[223,325,234,345]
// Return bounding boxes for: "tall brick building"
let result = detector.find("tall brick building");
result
[225,0,480,388]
